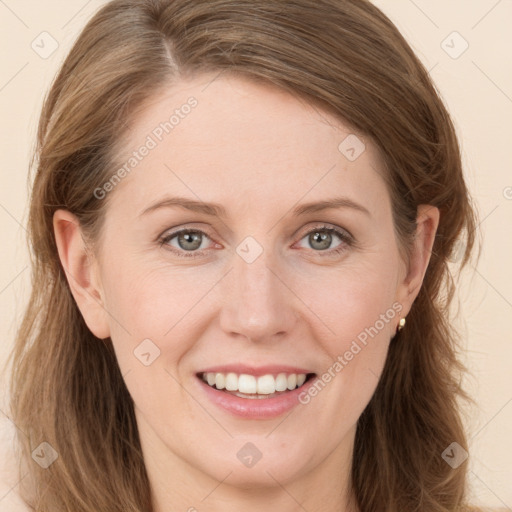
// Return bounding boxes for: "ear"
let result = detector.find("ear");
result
[395,204,440,321]
[53,209,111,339]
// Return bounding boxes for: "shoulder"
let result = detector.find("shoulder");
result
[0,412,33,512]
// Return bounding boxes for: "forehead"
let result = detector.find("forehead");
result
[107,72,389,219]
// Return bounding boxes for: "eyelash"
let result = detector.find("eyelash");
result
[158,224,354,259]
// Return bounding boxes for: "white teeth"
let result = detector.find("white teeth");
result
[238,374,257,394]
[215,373,225,390]
[201,372,310,395]
[225,372,238,391]
[275,373,288,391]
[257,375,276,394]
[287,374,297,390]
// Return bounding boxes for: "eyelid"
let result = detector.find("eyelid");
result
[158,226,219,256]
[292,223,354,257]
[158,223,217,244]
[296,221,353,241]
[158,222,355,258]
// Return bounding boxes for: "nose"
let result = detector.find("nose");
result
[218,246,298,344]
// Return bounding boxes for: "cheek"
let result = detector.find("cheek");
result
[100,261,223,369]
[298,259,399,414]
[102,258,198,332]
[99,264,207,422]
[299,256,399,346]
[102,246,400,357]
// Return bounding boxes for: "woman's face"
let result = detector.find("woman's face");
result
[56,72,438,505]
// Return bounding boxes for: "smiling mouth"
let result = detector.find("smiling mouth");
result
[196,372,317,399]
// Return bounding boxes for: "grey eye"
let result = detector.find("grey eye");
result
[162,230,210,253]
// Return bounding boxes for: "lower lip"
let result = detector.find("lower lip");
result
[196,375,317,419]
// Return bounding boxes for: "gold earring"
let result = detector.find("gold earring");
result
[397,318,406,332]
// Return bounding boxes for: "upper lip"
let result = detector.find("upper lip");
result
[196,364,315,377]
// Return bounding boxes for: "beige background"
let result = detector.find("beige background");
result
[0,0,511,509]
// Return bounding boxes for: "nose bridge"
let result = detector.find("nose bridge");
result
[219,239,297,342]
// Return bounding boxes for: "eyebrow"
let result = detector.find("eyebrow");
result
[139,195,371,218]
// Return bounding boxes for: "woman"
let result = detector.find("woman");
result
[7,0,484,510]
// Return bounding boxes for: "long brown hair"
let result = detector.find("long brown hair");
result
[8,0,480,510]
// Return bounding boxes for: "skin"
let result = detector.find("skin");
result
[54,72,439,512]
